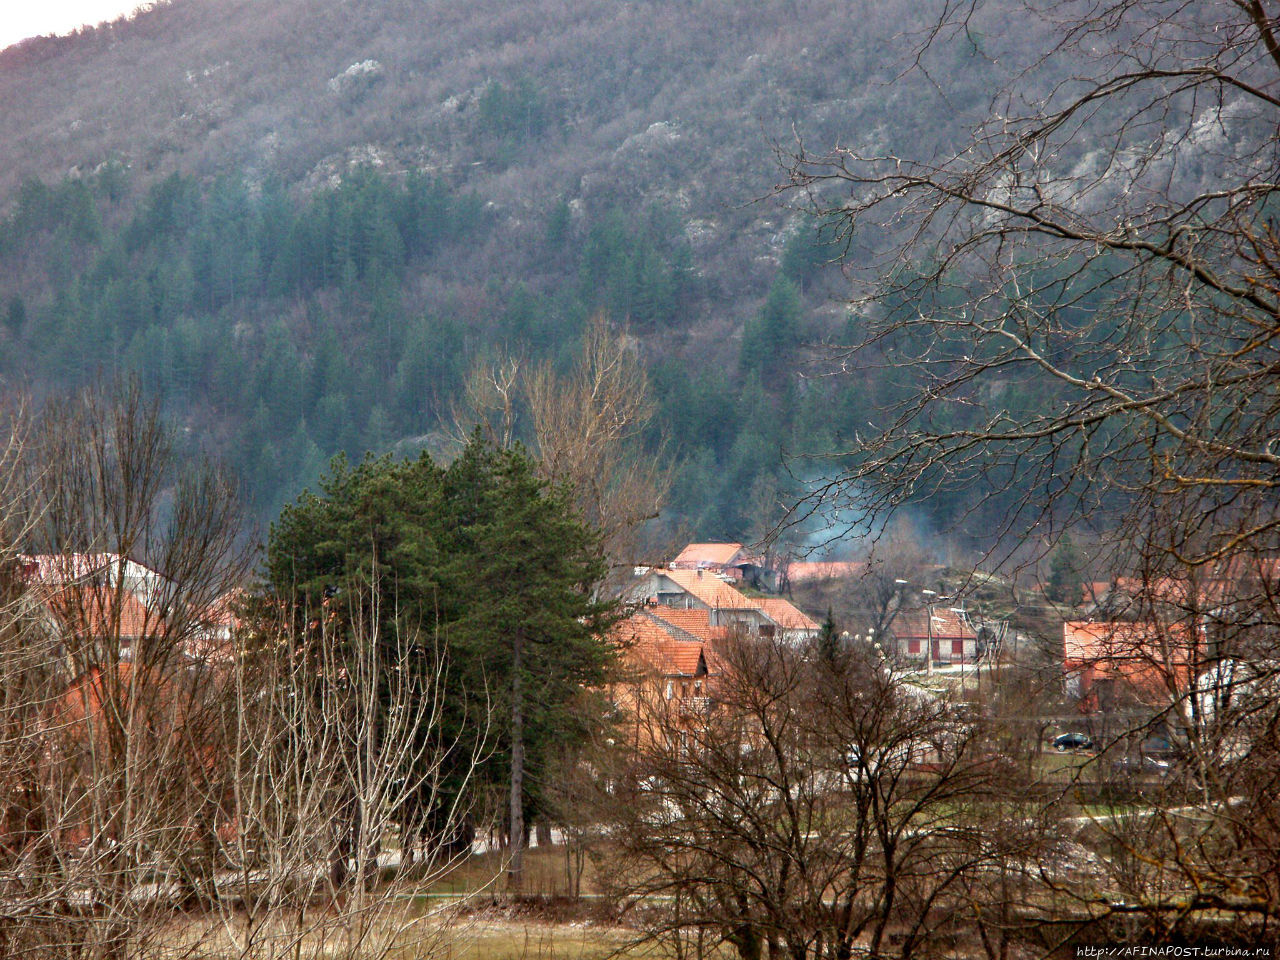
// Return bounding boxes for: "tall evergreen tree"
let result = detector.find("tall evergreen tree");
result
[740,277,801,381]
[435,439,613,888]
[265,436,616,880]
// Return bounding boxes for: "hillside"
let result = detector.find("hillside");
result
[0,0,1029,541]
[0,0,993,202]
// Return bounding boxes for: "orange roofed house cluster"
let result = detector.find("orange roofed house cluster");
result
[1063,620,1202,712]
[610,548,821,748]
[625,565,820,643]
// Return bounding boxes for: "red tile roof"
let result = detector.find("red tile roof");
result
[646,606,730,642]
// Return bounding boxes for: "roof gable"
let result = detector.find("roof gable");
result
[756,597,819,631]
[671,542,747,568]
[612,610,713,678]
[645,606,730,642]
[892,608,976,641]
[660,568,760,611]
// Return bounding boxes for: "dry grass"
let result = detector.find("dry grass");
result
[162,844,641,960]
[429,919,662,960]
[426,844,608,901]
[171,903,651,960]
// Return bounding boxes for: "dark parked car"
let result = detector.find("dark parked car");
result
[1053,732,1095,752]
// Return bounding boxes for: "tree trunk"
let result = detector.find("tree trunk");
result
[508,627,525,895]
[331,794,356,890]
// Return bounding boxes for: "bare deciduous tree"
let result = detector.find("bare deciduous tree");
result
[0,386,487,958]
[0,384,247,958]
[210,576,484,960]
[449,354,524,452]
[449,313,671,571]
[783,0,1280,938]
[784,0,1280,567]
[605,632,1045,960]
[525,312,671,568]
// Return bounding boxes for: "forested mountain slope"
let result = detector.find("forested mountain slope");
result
[0,0,1083,542]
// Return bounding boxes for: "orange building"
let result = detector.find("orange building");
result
[609,609,722,751]
[1063,619,1203,711]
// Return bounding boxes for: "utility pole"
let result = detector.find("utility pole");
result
[951,601,968,697]
[923,589,936,678]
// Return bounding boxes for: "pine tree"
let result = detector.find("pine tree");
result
[266,436,616,881]
[818,606,840,663]
[435,439,613,891]
[740,277,801,381]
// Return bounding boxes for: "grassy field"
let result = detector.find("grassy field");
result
[431,919,664,960]
[178,911,653,960]
[161,845,642,959]
[425,844,605,900]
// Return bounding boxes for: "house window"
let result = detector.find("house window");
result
[952,639,964,658]
[907,639,921,655]
[758,623,776,638]
[664,681,673,700]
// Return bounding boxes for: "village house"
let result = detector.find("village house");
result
[21,552,170,607]
[0,555,236,858]
[20,552,236,665]
[1063,557,1279,712]
[669,542,777,590]
[1063,619,1206,712]
[609,608,720,752]
[890,606,979,665]
[625,566,820,644]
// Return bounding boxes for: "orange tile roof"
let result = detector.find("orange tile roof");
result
[658,568,760,611]
[671,543,747,567]
[1063,620,1202,702]
[785,561,865,583]
[613,611,672,646]
[1083,581,1112,603]
[42,583,161,640]
[1096,558,1280,610]
[1063,620,1198,668]
[645,606,730,642]
[612,611,710,678]
[756,598,820,631]
[647,641,707,676]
